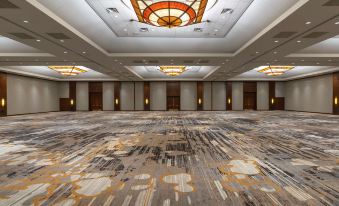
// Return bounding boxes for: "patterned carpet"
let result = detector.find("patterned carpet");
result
[0,111,338,206]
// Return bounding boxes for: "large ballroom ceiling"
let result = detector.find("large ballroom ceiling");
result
[0,0,338,81]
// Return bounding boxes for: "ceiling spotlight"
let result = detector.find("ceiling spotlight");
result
[274,40,279,43]
[82,51,86,54]
[64,51,68,54]
[23,20,29,23]
[255,51,259,54]
[60,40,65,43]
[335,22,339,25]
[36,39,41,42]
[214,29,219,32]
[222,62,225,65]
[297,40,301,43]
[273,51,278,54]
[305,21,311,25]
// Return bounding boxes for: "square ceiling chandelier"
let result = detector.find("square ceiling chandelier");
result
[49,66,88,76]
[159,66,187,76]
[257,66,294,76]
[130,0,208,28]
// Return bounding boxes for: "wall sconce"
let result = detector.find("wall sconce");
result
[115,98,119,105]
[228,98,231,104]
[70,99,74,106]
[145,98,149,105]
[198,98,202,105]
[1,98,5,107]
[335,97,338,106]
[271,98,275,104]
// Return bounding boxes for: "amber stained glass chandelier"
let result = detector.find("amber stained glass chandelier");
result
[159,66,186,76]
[130,0,208,28]
[257,66,294,76]
[49,66,88,76]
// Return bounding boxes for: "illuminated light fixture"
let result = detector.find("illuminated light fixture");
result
[130,0,208,28]
[49,66,88,76]
[257,65,294,76]
[271,98,275,104]
[198,98,202,105]
[145,98,149,105]
[70,99,74,106]
[159,66,187,76]
[228,98,231,104]
[115,98,119,105]
[1,98,5,107]
[335,97,338,106]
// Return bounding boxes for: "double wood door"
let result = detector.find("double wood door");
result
[89,93,102,111]
[167,96,180,110]
[244,92,257,110]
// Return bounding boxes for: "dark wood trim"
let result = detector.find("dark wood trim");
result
[243,82,257,110]
[144,82,150,111]
[88,82,103,111]
[333,72,339,115]
[0,72,7,116]
[166,81,180,111]
[269,82,275,110]
[69,81,76,111]
[114,82,121,111]
[226,82,232,111]
[197,82,203,111]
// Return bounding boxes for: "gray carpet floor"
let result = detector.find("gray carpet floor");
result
[0,111,338,206]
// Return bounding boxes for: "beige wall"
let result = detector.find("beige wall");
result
[103,82,114,111]
[7,74,59,115]
[135,82,144,111]
[285,75,333,113]
[150,82,166,111]
[203,82,212,110]
[76,82,88,111]
[212,82,226,110]
[257,82,269,110]
[121,82,135,111]
[232,82,243,110]
[58,82,69,98]
[181,82,197,110]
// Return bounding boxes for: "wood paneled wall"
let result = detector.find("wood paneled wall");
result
[167,82,180,110]
[269,82,285,110]
[197,82,203,111]
[144,82,150,111]
[226,82,232,110]
[114,82,121,111]
[333,72,339,115]
[0,72,7,116]
[69,82,76,111]
[243,82,257,110]
[89,82,103,111]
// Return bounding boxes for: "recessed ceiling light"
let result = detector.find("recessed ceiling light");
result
[335,22,339,25]
[36,39,41,42]
[60,39,64,43]
[114,59,118,62]
[23,20,29,23]
[214,29,219,32]
[274,40,279,43]
[255,51,259,54]
[82,51,86,54]
[301,59,305,61]
[305,21,311,25]
[119,62,123,64]
[64,51,68,54]
[297,40,301,43]
[273,51,277,54]
[316,62,320,64]
[222,63,225,65]
[225,59,229,61]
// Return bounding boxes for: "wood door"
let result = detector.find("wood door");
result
[244,92,256,110]
[89,93,102,111]
[167,96,180,110]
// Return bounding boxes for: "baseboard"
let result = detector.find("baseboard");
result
[5,110,59,117]
[285,109,332,115]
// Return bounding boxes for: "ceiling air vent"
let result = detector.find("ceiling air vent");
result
[47,33,71,40]
[139,28,149,32]
[106,8,119,13]
[183,60,194,63]
[323,0,339,6]
[194,28,203,32]
[9,32,35,39]
[198,60,209,64]
[302,32,328,38]
[221,8,233,14]
[0,0,18,8]
[273,31,297,38]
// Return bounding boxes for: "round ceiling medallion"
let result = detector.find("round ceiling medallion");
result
[143,1,196,28]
